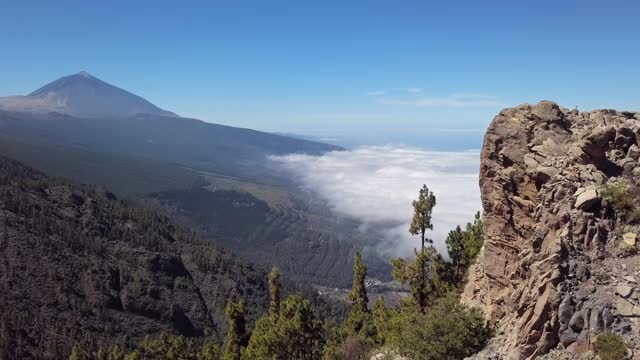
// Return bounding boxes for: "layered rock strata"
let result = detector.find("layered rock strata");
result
[464,101,640,359]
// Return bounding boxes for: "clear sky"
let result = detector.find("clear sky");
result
[1,0,638,149]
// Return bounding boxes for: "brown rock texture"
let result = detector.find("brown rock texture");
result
[464,102,640,359]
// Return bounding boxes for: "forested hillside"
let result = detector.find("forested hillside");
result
[0,133,391,287]
[147,187,391,286]
[0,156,342,359]
[64,185,493,360]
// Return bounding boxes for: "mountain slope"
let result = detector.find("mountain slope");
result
[0,71,176,118]
[0,71,342,171]
[0,156,343,359]
[0,134,204,195]
[464,102,640,359]
[0,72,354,291]
[0,109,341,182]
[0,72,342,181]
[146,187,392,287]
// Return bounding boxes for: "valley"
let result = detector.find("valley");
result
[0,155,345,358]
[0,72,392,290]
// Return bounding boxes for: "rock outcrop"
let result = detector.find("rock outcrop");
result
[464,101,640,359]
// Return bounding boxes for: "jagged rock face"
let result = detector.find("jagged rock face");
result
[464,101,640,359]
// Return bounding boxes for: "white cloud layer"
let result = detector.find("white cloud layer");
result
[270,146,481,258]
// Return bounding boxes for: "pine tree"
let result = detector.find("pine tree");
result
[372,297,390,345]
[107,344,125,360]
[69,343,88,360]
[409,184,436,251]
[282,295,325,359]
[394,184,438,313]
[446,225,465,279]
[222,300,247,360]
[342,252,376,347]
[200,328,221,360]
[445,212,484,285]
[392,248,442,312]
[243,295,324,360]
[268,267,281,316]
[462,211,484,265]
[348,251,368,313]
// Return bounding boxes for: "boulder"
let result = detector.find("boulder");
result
[524,153,544,169]
[616,298,635,316]
[616,285,633,298]
[615,127,636,148]
[603,308,614,329]
[558,296,574,325]
[589,308,604,333]
[574,187,600,210]
[569,312,585,332]
[581,126,615,159]
[532,101,562,121]
[623,232,637,247]
[532,138,564,158]
[628,144,640,160]
[536,166,558,182]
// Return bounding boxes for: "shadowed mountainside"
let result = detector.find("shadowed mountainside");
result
[0,109,342,183]
[0,156,344,359]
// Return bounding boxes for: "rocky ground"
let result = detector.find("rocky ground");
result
[463,101,640,359]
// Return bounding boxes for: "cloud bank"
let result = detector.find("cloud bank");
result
[270,146,481,258]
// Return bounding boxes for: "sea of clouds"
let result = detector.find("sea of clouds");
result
[270,146,481,258]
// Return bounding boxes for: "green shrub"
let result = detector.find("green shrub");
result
[593,332,627,360]
[392,293,492,360]
[601,181,633,210]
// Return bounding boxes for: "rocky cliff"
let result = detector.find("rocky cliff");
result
[464,101,640,359]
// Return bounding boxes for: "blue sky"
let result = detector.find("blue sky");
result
[1,0,639,149]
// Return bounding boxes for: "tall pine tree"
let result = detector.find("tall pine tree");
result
[348,251,368,313]
[268,267,281,316]
[446,225,465,280]
[222,300,247,360]
[393,184,438,313]
[342,251,376,346]
[409,184,436,251]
